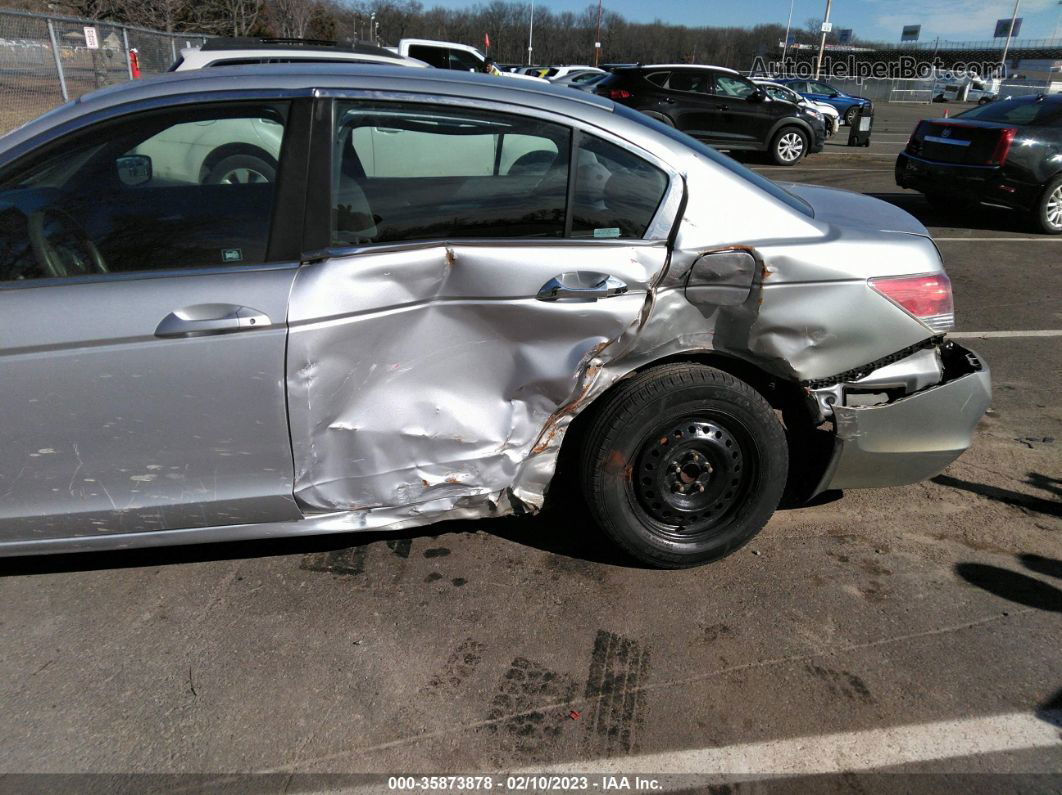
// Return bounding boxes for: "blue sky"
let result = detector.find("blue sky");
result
[455,0,1062,43]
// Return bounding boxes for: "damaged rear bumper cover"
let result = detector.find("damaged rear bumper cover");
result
[817,343,991,493]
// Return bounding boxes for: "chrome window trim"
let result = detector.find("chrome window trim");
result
[0,261,300,291]
[0,88,314,170]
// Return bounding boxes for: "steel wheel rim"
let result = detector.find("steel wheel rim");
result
[778,132,804,162]
[1046,186,1062,229]
[630,414,756,542]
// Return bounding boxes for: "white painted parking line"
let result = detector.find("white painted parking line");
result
[520,712,1061,777]
[934,236,1062,242]
[950,330,1062,339]
[752,167,893,172]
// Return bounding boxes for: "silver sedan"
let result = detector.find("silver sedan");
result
[0,65,990,567]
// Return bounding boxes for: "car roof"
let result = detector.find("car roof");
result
[639,64,739,75]
[199,37,403,59]
[0,63,617,157]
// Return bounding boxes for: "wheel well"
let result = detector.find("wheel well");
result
[768,119,812,145]
[554,352,830,508]
[198,143,277,182]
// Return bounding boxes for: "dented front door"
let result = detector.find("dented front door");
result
[286,240,668,517]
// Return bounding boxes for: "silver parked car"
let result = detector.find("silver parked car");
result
[0,65,990,567]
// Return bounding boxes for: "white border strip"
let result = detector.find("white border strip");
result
[951,330,1062,338]
[935,237,1062,242]
[519,712,1061,776]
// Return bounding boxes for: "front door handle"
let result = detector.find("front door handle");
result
[155,303,272,338]
[537,273,630,302]
[662,97,676,104]
[716,103,729,111]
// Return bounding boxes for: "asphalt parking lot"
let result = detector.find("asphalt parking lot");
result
[1,102,1059,789]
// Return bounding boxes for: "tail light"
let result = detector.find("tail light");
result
[988,127,1016,165]
[608,88,632,100]
[906,120,926,154]
[869,273,954,333]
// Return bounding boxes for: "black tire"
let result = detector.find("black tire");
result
[581,363,788,568]
[1031,175,1062,235]
[769,125,808,166]
[203,153,276,185]
[642,111,675,127]
[844,105,860,125]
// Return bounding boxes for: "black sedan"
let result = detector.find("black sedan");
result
[896,94,1062,233]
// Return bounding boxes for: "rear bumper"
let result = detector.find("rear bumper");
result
[895,152,1039,211]
[818,343,991,492]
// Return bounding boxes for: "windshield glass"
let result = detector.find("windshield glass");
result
[956,97,1062,125]
[612,103,813,217]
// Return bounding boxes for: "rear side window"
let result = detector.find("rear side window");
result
[666,71,711,93]
[407,45,448,69]
[571,134,668,239]
[332,102,571,245]
[957,98,1062,126]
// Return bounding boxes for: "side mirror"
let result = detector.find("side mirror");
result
[116,154,151,186]
[830,91,841,98]
[748,87,765,102]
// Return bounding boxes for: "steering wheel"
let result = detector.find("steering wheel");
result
[26,208,108,278]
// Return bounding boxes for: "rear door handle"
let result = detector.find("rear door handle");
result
[716,104,729,111]
[662,97,676,103]
[537,273,629,302]
[155,303,272,338]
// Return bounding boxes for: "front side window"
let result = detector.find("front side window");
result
[764,85,797,103]
[332,102,571,245]
[714,75,757,99]
[448,48,482,71]
[808,81,836,95]
[0,103,288,282]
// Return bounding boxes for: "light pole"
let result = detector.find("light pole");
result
[593,0,603,67]
[781,0,795,75]
[999,0,1021,78]
[815,0,833,79]
[369,12,376,45]
[815,0,832,78]
[528,0,534,65]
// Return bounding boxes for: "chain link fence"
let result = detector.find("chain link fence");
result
[0,8,210,134]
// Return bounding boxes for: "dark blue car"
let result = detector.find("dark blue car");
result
[777,78,871,126]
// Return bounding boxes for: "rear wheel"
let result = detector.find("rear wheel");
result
[844,105,860,126]
[581,364,788,568]
[203,153,275,185]
[1032,176,1062,235]
[770,126,807,166]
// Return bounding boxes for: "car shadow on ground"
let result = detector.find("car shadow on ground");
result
[932,473,1062,519]
[955,558,1062,613]
[867,192,1037,235]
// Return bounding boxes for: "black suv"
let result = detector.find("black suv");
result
[595,65,826,165]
